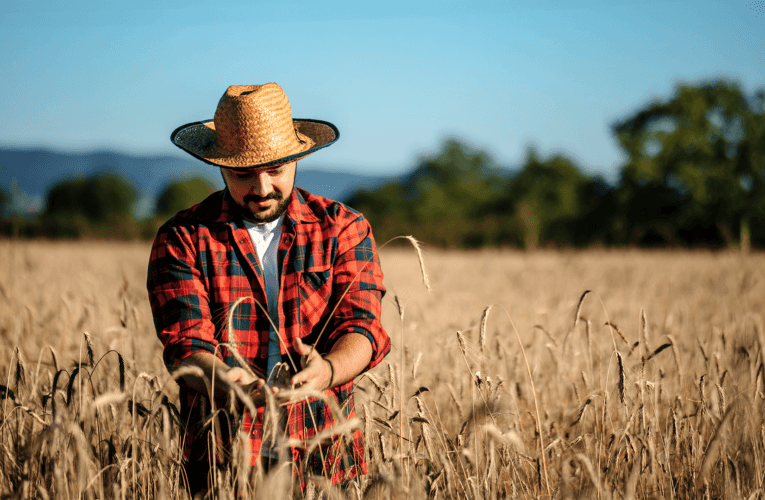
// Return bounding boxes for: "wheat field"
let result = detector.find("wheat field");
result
[1,240,764,499]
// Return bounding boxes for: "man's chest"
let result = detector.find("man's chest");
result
[195,225,340,345]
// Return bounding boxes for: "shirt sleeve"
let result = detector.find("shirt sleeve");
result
[328,214,391,370]
[146,222,219,371]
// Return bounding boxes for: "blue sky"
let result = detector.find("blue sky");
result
[2,0,763,181]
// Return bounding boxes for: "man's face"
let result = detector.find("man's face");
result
[220,161,297,224]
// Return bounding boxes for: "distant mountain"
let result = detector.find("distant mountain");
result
[0,147,390,216]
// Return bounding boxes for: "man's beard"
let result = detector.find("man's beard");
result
[238,190,292,224]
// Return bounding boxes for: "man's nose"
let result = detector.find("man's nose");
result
[250,171,273,197]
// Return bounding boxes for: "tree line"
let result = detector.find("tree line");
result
[348,79,765,249]
[1,79,763,248]
[0,174,215,240]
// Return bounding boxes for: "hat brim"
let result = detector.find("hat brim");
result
[171,119,339,169]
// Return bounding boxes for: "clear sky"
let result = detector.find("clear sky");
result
[2,0,763,180]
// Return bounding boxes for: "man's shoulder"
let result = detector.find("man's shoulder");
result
[175,190,227,221]
[294,187,365,228]
[156,190,227,234]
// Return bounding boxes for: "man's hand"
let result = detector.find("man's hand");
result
[227,366,257,386]
[290,334,374,391]
[178,353,278,404]
[228,365,284,406]
[291,337,333,391]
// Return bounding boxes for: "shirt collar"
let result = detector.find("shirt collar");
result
[286,188,320,224]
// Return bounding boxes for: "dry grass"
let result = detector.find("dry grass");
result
[1,240,765,498]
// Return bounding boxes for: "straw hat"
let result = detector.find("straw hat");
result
[171,83,339,169]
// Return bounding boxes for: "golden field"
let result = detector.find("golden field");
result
[1,240,764,499]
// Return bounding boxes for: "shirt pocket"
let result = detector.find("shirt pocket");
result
[298,264,332,302]
[297,263,334,340]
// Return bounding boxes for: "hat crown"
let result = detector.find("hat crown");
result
[213,83,302,158]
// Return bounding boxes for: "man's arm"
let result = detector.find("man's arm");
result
[322,214,391,369]
[290,334,373,390]
[290,213,388,390]
[148,224,219,373]
[148,223,269,399]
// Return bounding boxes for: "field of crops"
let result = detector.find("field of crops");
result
[1,240,764,498]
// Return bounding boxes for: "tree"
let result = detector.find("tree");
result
[155,176,216,217]
[407,139,506,218]
[347,139,615,248]
[0,188,8,218]
[495,147,607,248]
[44,172,138,237]
[347,139,510,247]
[46,172,137,223]
[612,80,765,247]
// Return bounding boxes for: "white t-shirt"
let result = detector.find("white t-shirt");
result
[244,215,286,459]
[243,215,284,316]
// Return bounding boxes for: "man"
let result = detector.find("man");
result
[147,83,390,494]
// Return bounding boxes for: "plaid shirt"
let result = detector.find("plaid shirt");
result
[147,187,390,487]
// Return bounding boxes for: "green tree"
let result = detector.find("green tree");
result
[612,80,765,247]
[347,139,620,249]
[407,139,506,219]
[0,188,8,218]
[44,172,138,237]
[347,139,509,247]
[155,176,216,218]
[495,147,606,249]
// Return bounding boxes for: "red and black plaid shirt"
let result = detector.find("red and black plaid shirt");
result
[147,187,390,486]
